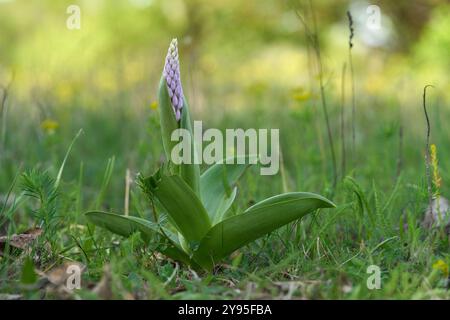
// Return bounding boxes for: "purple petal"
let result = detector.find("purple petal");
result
[162,38,185,122]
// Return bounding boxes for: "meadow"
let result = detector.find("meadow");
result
[0,0,450,299]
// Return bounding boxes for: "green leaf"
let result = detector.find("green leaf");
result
[158,75,199,195]
[200,155,256,224]
[86,211,167,241]
[193,192,335,270]
[85,211,193,265]
[143,172,211,247]
[179,98,200,195]
[158,76,179,161]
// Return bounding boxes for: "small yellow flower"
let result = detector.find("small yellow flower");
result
[291,87,311,102]
[432,259,449,277]
[150,101,158,110]
[41,119,59,134]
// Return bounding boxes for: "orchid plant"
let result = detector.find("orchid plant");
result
[86,39,335,271]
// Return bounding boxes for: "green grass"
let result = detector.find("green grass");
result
[0,92,449,300]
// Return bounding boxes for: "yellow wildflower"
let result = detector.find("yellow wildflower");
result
[150,101,158,110]
[432,259,449,277]
[41,119,59,134]
[291,87,311,102]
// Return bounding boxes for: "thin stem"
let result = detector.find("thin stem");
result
[124,168,131,216]
[307,0,338,192]
[301,7,327,178]
[0,85,9,158]
[347,11,356,166]
[423,84,434,209]
[396,124,403,180]
[349,51,356,164]
[340,62,347,178]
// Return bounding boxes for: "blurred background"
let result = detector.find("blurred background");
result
[0,0,449,209]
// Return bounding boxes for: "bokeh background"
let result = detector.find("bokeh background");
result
[2,0,450,300]
[1,0,449,209]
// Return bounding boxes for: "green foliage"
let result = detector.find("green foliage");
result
[20,257,37,285]
[157,77,179,163]
[21,169,59,233]
[85,211,194,266]
[200,155,255,224]
[142,171,211,247]
[86,45,335,271]
[192,192,335,269]
[88,168,334,271]
[1,0,450,299]
[179,98,201,195]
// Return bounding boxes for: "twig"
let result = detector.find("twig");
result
[423,84,434,209]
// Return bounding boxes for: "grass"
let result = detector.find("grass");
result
[0,87,449,300]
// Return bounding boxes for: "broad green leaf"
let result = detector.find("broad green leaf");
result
[143,172,211,247]
[193,192,335,270]
[200,155,256,224]
[85,211,193,265]
[86,211,172,241]
[157,76,179,161]
[179,98,200,195]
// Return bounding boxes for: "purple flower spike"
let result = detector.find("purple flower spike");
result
[163,38,184,122]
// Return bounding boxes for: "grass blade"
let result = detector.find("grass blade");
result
[55,128,83,188]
